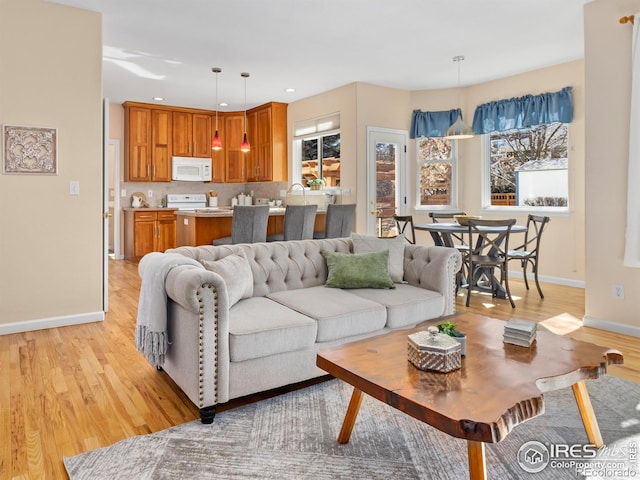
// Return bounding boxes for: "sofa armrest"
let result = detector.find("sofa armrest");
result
[403,245,462,316]
[163,265,231,410]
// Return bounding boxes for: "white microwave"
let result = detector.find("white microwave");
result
[172,157,212,182]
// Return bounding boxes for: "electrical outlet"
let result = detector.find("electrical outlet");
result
[280,190,286,197]
[147,189,153,198]
[342,188,351,197]
[69,180,80,195]
[613,284,625,300]
[121,189,127,197]
[183,218,189,225]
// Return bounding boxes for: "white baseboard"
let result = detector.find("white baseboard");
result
[583,315,640,338]
[0,311,104,335]
[508,271,585,289]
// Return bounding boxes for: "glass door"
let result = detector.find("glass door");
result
[366,127,408,237]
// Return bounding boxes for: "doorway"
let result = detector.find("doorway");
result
[366,127,408,237]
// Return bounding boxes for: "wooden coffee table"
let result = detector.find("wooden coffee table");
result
[316,312,623,480]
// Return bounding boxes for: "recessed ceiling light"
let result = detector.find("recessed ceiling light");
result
[284,88,296,93]
[219,102,229,107]
[153,96,164,101]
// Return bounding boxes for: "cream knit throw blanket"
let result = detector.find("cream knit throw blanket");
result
[135,252,204,367]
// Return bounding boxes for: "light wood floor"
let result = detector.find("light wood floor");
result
[1,259,638,479]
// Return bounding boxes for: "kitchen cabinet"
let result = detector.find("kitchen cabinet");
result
[173,111,211,158]
[123,100,286,183]
[125,105,151,181]
[124,209,176,260]
[124,103,172,182]
[246,102,288,182]
[224,113,248,183]
[210,114,225,182]
[151,109,172,181]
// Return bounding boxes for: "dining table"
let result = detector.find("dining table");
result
[415,221,527,299]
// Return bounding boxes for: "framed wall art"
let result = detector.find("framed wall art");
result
[3,125,58,175]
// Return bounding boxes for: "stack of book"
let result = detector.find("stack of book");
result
[503,319,537,347]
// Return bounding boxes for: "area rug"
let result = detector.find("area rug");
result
[64,376,640,480]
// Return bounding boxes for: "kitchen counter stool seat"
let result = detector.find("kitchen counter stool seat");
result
[213,205,269,245]
[267,204,317,242]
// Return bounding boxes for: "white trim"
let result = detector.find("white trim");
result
[507,271,585,288]
[0,311,104,336]
[583,315,640,339]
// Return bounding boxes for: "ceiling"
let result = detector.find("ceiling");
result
[49,0,590,111]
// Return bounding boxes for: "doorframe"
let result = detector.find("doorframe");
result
[109,139,121,260]
[103,99,109,311]
[365,127,409,236]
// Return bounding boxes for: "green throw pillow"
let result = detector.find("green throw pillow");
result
[322,250,395,289]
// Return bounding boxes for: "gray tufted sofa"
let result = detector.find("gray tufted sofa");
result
[154,237,462,423]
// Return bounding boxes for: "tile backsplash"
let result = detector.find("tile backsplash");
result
[120,181,287,207]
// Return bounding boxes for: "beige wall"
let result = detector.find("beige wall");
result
[584,0,640,335]
[0,0,103,332]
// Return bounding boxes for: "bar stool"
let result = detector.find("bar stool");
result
[267,204,317,241]
[313,204,356,239]
[213,205,269,245]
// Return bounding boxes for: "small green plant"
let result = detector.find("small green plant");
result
[307,178,325,186]
[437,320,465,337]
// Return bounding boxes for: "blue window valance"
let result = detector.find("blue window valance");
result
[410,108,461,139]
[472,86,574,134]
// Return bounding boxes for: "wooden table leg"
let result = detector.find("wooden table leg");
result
[572,380,603,448]
[467,440,487,480]
[337,388,364,444]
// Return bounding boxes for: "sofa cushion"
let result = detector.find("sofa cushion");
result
[201,253,253,307]
[346,283,444,329]
[267,286,387,342]
[322,250,395,289]
[228,297,317,362]
[351,233,406,283]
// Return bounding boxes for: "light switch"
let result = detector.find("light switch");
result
[70,181,80,195]
[121,189,127,198]
[183,218,189,225]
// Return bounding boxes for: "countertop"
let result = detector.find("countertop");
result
[175,207,327,217]
[123,206,327,217]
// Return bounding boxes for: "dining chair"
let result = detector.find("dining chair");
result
[267,204,317,241]
[392,214,416,244]
[313,204,356,239]
[429,211,470,290]
[429,211,468,248]
[465,218,517,308]
[213,205,269,245]
[507,214,550,298]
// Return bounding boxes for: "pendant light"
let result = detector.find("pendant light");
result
[445,56,474,140]
[211,67,223,151]
[240,72,251,152]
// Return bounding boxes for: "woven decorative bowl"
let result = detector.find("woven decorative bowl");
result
[454,215,481,226]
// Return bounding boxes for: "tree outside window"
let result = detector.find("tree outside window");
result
[301,133,340,187]
[488,123,568,207]
[417,137,457,208]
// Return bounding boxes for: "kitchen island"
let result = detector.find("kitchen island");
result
[175,207,327,246]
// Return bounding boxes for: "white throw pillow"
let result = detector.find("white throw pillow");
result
[351,233,406,283]
[201,253,254,306]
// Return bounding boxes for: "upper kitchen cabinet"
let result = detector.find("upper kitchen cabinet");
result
[246,102,288,182]
[224,113,248,183]
[210,113,225,183]
[151,109,172,181]
[124,102,172,182]
[172,111,212,158]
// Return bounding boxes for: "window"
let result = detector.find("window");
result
[416,137,458,209]
[484,122,568,209]
[294,113,340,187]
